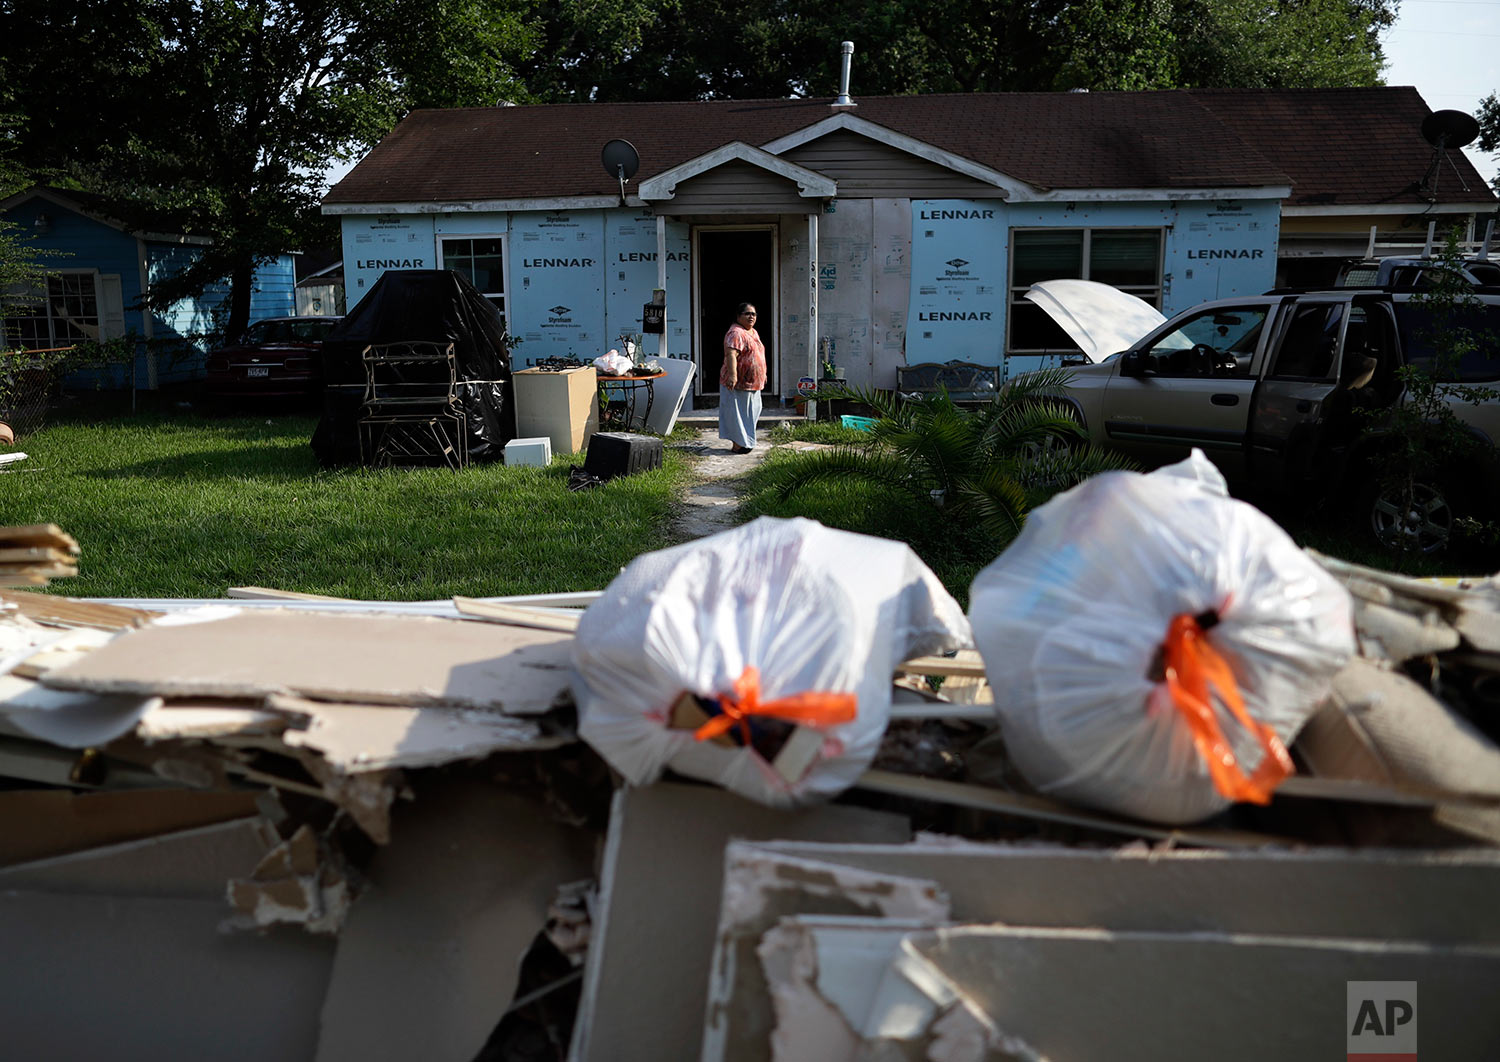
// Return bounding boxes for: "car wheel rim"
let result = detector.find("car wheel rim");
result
[1370,481,1452,554]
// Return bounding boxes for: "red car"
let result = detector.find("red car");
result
[204,316,340,399]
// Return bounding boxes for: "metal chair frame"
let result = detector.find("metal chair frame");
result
[357,341,469,470]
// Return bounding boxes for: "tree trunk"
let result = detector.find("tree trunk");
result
[226,258,256,338]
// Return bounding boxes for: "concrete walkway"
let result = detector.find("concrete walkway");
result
[668,428,772,540]
[668,408,835,540]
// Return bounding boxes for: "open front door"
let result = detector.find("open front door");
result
[695,228,776,396]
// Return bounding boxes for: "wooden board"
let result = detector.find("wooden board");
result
[452,596,582,633]
[0,563,78,579]
[0,525,79,553]
[0,590,157,631]
[0,547,73,564]
[225,586,354,601]
[896,654,986,679]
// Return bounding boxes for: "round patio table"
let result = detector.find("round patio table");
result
[597,371,666,430]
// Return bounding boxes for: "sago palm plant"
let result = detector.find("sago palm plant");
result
[758,368,1136,546]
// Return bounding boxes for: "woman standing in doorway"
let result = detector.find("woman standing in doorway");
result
[719,302,766,454]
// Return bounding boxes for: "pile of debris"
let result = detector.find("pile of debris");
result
[2,520,1500,1059]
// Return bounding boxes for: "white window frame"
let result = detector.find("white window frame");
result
[1007,227,1164,354]
[436,233,509,322]
[4,268,103,350]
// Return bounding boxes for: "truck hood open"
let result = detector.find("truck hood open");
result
[1022,280,1167,363]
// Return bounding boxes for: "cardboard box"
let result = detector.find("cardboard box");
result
[512,367,598,456]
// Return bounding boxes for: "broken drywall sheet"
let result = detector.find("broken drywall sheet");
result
[758,919,863,1062]
[315,778,595,1062]
[0,788,262,867]
[135,701,288,741]
[293,752,399,844]
[0,816,275,898]
[0,621,67,674]
[743,839,1500,945]
[702,843,950,1062]
[267,693,566,773]
[570,782,910,1062]
[38,608,576,713]
[755,917,1038,1062]
[1317,656,1500,798]
[0,890,335,1062]
[758,918,921,1062]
[5,625,116,678]
[0,672,160,748]
[898,925,1500,1062]
[226,824,350,934]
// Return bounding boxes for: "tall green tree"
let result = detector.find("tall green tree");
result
[2,0,535,337]
[536,0,1396,102]
[2,0,1399,337]
[1478,92,1500,195]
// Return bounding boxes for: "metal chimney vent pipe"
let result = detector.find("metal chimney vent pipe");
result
[834,41,855,106]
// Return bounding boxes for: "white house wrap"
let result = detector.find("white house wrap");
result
[572,517,971,807]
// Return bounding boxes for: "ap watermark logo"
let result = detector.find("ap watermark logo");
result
[1348,981,1416,1061]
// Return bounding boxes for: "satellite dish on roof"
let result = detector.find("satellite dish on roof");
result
[1417,110,1480,202]
[1421,109,1480,151]
[602,139,639,204]
[602,139,640,181]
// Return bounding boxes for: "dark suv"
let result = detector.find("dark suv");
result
[205,316,340,400]
[1336,256,1500,290]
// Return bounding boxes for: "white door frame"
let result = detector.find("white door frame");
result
[691,223,779,395]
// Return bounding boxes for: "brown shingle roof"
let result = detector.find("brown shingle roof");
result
[325,88,1495,208]
[1190,87,1494,207]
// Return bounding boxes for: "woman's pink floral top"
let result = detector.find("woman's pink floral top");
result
[720,324,766,391]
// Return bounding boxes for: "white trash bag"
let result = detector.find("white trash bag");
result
[573,517,972,807]
[594,350,633,376]
[969,450,1354,824]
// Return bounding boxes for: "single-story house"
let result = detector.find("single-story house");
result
[1,186,296,389]
[322,86,1497,399]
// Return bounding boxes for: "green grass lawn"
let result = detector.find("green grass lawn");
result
[740,446,999,609]
[2,410,692,599]
[7,403,1484,603]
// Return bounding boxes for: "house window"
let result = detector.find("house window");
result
[439,237,506,321]
[1007,229,1163,353]
[5,272,100,350]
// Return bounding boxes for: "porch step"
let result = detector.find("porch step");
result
[676,404,806,426]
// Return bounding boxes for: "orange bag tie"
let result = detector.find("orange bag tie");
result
[1161,610,1294,805]
[694,666,858,745]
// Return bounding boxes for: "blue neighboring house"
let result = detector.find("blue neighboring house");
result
[1,186,295,389]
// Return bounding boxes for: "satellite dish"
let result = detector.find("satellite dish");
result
[601,139,639,204]
[602,140,639,180]
[1417,110,1480,201]
[1421,110,1480,151]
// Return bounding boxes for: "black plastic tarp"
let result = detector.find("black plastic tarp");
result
[311,270,514,466]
